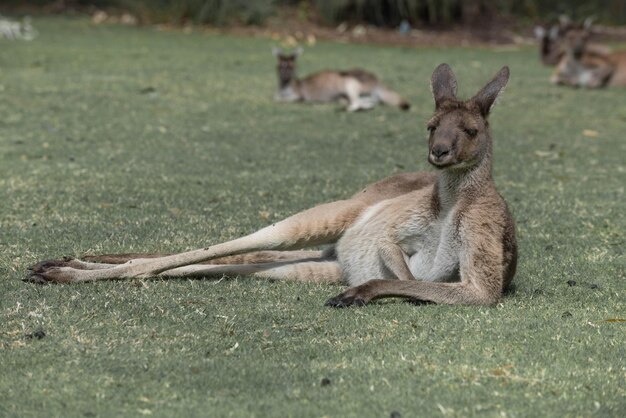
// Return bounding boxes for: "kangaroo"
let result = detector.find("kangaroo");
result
[550,25,626,88]
[26,64,516,307]
[273,47,410,112]
[534,16,610,67]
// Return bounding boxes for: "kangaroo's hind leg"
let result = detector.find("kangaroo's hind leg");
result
[82,250,327,266]
[37,250,328,273]
[159,259,343,284]
[26,199,367,283]
[345,79,376,112]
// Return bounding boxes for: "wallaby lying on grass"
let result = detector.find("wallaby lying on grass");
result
[534,16,610,67]
[26,64,517,307]
[273,47,410,112]
[550,24,626,88]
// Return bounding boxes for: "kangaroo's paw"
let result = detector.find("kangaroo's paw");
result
[28,256,115,273]
[325,286,369,308]
[28,257,75,273]
[24,266,78,284]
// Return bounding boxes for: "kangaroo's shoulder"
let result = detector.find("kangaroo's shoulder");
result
[354,171,437,203]
[456,190,511,235]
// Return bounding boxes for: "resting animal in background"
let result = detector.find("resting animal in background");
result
[26,64,516,307]
[550,23,626,88]
[534,16,610,67]
[272,47,410,112]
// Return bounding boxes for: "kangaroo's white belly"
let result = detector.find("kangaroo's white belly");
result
[403,212,460,282]
[337,197,460,287]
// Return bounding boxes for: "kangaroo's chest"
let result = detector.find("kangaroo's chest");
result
[336,193,462,286]
[275,86,300,102]
[399,210,461,282]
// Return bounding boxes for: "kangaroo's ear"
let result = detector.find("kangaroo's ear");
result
[272,47,281,57]
[471,66,509,117]
[431,63,457,108]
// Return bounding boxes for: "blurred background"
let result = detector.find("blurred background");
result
[2,1,625,44]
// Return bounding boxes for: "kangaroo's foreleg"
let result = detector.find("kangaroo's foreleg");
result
[325,280,494,307]
[326,222,508,307]
[26,199,366,284]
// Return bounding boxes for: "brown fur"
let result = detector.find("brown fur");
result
[26,64,517,309]
[273,48,409,111]
[549,24,626,88]
[535,17,610,67]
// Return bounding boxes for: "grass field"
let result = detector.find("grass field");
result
[1,17,625,417]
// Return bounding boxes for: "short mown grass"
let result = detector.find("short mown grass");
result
[1,17,624,417]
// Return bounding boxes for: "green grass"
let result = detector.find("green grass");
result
[1,17,625,417]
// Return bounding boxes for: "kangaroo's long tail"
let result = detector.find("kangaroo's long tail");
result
[375,85,410,110]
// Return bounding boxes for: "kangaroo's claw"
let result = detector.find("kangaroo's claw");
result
[28,257,76,273]
[23,273,49,284]
[325,290,368,308]
[23,266,77,284]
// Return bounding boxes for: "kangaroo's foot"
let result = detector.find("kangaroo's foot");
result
[26,265,84,284]
[325,285,370,307]
[28,257,117,273]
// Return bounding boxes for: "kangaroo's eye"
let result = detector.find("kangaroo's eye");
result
[427,125,437,133]
[464,128,478,137]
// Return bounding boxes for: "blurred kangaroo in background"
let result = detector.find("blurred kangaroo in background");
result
[26,64,516,307]
[550,21,626,88]
[272,47,410,112]
[534,16,610,66]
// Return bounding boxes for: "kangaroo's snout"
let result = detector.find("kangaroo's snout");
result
[428,140,455,167]
[431,144,450,158]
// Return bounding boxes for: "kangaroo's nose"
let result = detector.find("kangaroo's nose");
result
[431,145,450,158]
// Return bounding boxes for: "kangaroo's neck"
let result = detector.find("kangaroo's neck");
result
[435,149,493,212]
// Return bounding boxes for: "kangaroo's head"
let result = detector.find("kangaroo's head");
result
[272,47,302,87]
[534,22,567,66]
[427,64,509,170]
[549,19,611,88]
[534,16,592,66]
[562,18,593,60]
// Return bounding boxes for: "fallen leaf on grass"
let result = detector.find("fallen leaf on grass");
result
[259,211,270,221]
[534,150,559,159]
[582,129,599,137]
[169,207,181,217]
[604,318,626,323]
[224,342,239,355]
